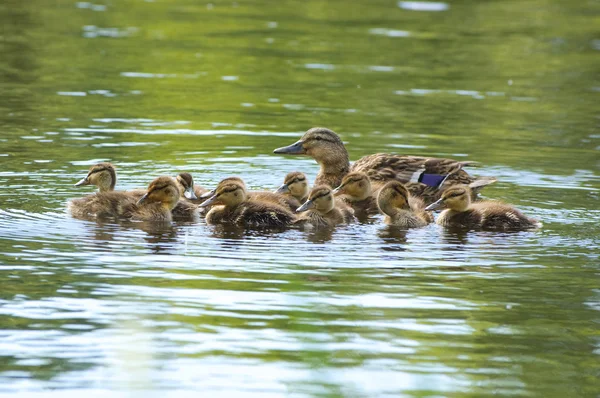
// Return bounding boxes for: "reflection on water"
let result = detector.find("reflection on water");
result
[1,0,599,396]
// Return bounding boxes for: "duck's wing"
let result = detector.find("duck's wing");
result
[351,154,479,183]
[234,202,295,227]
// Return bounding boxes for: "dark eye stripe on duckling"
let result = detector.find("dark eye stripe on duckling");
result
[446,190,466,198]
[218,186,240,195]
[88,167,107,176]
[310,191,331,200]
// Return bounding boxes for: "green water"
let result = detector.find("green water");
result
[0,0,599,396]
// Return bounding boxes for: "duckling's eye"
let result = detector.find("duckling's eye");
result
[327,196,331,201]
[315,136,322,141]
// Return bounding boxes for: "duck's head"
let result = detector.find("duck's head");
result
[377,181,411,216]
[296,185,335,214]
[425,185,471,212]
[199,176,245,200]
[332,172,371,200]
[137,176,180,210]
[74,162,116,192]
[176,172,198,200]
[273,127,348,165]
[199,177,247,208]
[275,171,309,200]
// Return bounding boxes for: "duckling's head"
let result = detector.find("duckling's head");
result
[199,176,246,200]
[137,176,180,210]
[176,172,198,200]
[332,172,371,200]
[199,177,247,208]
[377,181,411,216]
[425,185,471,212]
[74,162,116,192]
[275,172,309,201]
[273,127,348,166]
[296,185,335,214]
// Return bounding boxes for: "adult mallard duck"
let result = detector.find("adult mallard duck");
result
[202,176,300,212]
[295,185,355,229]
[425,185,541,231]
[199,177,296,227]
[275,171,309,204]
[377,181,433,228]
[273,127,496,203]
[69,176,183,222]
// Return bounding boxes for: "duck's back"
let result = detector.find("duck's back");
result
[249,191,300,212]
[437,208,483,229]
[471,201,541,231]
[171,200,200,222]
[69,192,138,219]
[207,201,295,227]
[352,154,493,203]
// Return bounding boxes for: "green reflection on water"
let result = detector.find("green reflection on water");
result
[0,0,599,396]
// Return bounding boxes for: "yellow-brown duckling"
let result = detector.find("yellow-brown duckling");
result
[202,176,300,212]
[69,176,183,222]
[74,162,145,197]
[332,172,380,217]
[273,127,496,203]
[295,186,355,229]
[199,177,296,227]
[170,172,208,221]
[377,181,433,228]
[175,172,208,202]
[425,185,542,231]
[275,171,309,204]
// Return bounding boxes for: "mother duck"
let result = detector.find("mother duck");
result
[273,127,496,204]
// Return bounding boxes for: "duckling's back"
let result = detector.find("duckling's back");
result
[68,192,138,219]
[472,201,541,231]
[207,201,295,227]
[249,191,300,212]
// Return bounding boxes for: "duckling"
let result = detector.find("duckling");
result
[69,176,182,222]
[199,177,296,227]
[332,172,380,217]
[170,172,207,221]
[273,127,496,203]
[74,162,146,199]
[377,181,433,228]
[126,176,183,221]
[295,186,354,229]
[202,176,300,212]
[275,171,309,204]
[175,172,207,202]
[425,185,542,231]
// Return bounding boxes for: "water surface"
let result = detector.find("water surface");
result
[0,0,599,396]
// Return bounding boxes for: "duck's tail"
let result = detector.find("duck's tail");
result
[469,176,497,190]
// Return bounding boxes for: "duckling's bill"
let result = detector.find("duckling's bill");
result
[199,194,218,207]
[137,193,149,205]
[296,200,315,212]
[199,189,215,199]
[275,184,290,194]
[273,140,305,155]
[74,177,90,187]
[425,198,444,211]
[184,186,198,200]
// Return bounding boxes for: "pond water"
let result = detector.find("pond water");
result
[1,0,599,396]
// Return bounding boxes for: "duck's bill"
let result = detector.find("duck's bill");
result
[199,189,215,199]
[331,186,343,195]
[273,140,305,155]
[137,193,149,205]
[199,195,218,207]
[275,184,290,194]
[184,187,198,200]
[74,177,90,187]
[425,198,443,211]
[296,200,315,213]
